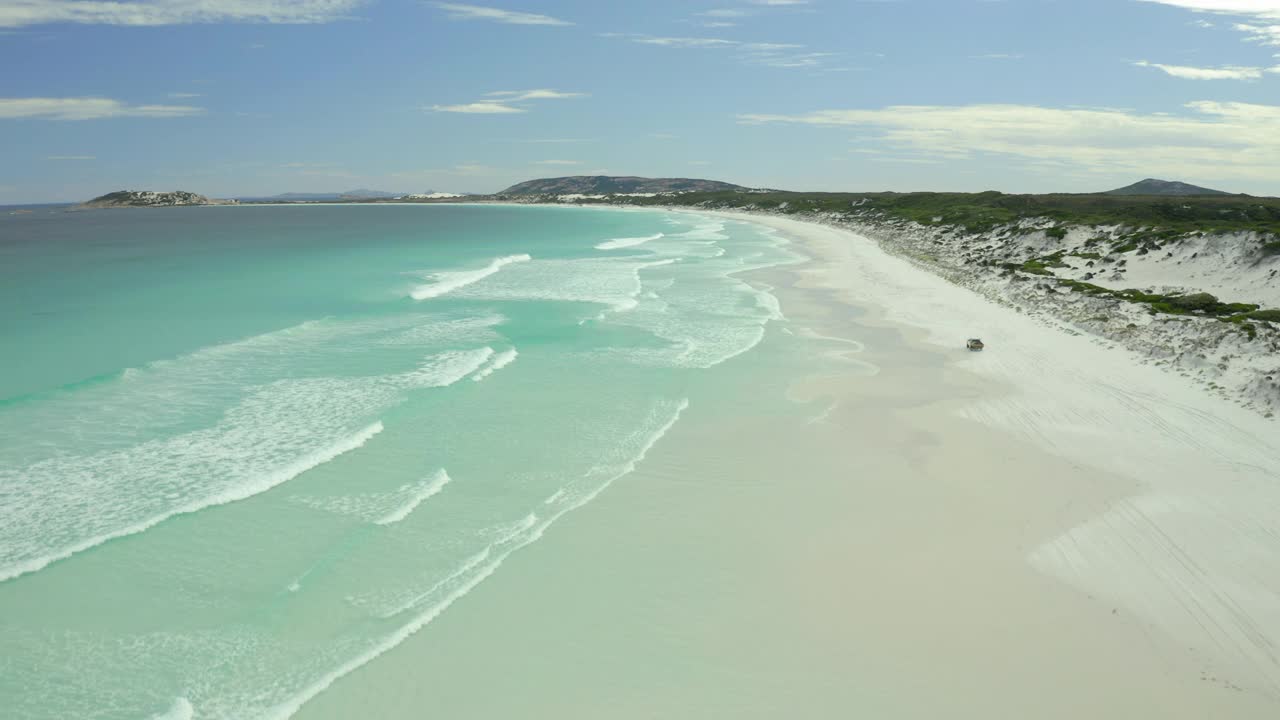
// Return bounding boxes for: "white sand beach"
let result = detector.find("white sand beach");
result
[297,210,1280,719]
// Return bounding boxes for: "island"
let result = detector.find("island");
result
[78,190,237,209]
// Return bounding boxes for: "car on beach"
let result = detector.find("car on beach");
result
[966,338,985,351]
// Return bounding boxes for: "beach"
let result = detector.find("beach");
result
[297,210,1280,719]
[2,205,1277,718]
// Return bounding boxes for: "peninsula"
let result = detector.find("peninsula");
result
[78,190,236,209]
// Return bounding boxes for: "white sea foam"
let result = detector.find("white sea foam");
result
[265,399,689,720]
[377,312,505,347]
[454,256,676,318]
[753,285,786,321]
[293,468,453,527]
[410,254,531,300]
[470,348,518,382]
[595,233,664,250]
[374,470,451,526]
[0,336,498,585]
[152,697,193,720]
[397,347,494,388]
[0,420,383,583]
[377,513,537,619]
[261,551,511,720]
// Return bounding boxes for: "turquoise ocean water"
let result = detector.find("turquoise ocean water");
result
[0,204,800,719]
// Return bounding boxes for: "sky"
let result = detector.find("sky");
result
[2,0,1280,202]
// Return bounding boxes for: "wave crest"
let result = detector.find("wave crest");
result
[595,233,664,250]
[410,255,531,300]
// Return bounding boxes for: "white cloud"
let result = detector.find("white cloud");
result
[485,89,586,101]
[434,3,570,26]
[972,53,1025,60]
[740,100,1280,181]
[606,33,833,68]
[0,0,365,27]
[433,88,585,114]
[168,92,202,98]
[1135,60,1264,78]
[1137,0,1280,45]
[0,97,204,120]
[699,9,748,17]
[747,50,837,68]
[430,101,526,114]
[47,155,94,160]
[623,35,739,48]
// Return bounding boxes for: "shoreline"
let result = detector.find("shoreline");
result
[296,205,1280,718]
[732,209,1280,699]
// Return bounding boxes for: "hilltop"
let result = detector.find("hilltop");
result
[1103,179,1232,197]
[79,190,233,209]
[498,175,749,196]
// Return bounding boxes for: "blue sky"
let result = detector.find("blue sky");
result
[2,0,1279,202]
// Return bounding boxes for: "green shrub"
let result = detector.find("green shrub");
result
[1045,227,1067,240]
[1168,292,1222,313]
[1247,308,1280,323]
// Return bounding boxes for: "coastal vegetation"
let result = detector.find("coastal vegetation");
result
[601,189,1280,236]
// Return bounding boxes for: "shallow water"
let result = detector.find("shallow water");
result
[0,204,803,719]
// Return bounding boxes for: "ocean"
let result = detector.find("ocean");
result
[0,203,802,719]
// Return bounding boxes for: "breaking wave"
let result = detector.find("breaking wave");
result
[595,233,664,250]
[410,255,531,300]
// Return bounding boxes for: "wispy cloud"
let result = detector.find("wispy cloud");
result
[740,100,1280,181]
[611,34,739,48]
[47,155,94,160]
[514,138,595,143]
[168,92,202,98]
[972,53,1024,60]
[433,3,570,26]
[432,88,586,114]
[605,33,834,69]
[746,49,836,68]
[431,101,526,114]
[1136,0,1280,45]
[0,97,204,120]
[0,0,365,27]
[485,89,587,101]
[1135,60,1265,79]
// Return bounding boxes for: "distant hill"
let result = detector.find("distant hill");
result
[338,189,401,200]
[499,176,748,196]
[1103,179,1232,197]
[79,190,224,208]
[245,189,403,202]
